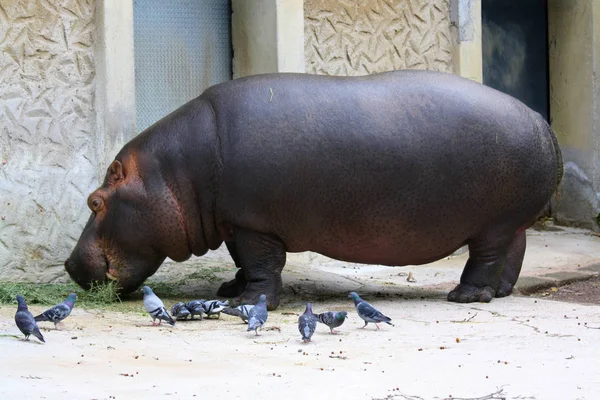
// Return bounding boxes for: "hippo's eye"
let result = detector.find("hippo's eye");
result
[88,197,104,212]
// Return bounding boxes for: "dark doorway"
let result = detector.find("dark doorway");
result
[482,0,549,121]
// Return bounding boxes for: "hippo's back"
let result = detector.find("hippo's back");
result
[202,71,561,265]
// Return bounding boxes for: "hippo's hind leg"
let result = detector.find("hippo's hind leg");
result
[217,241,248,298]
[496,231,526,298]
[448,228,518,303]
[225,228,286,311]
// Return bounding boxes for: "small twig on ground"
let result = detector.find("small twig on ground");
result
[584,325,600,329]
[442,387,506,400]
[451,312,478,323]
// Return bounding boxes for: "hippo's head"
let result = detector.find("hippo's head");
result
[65,150,198,294]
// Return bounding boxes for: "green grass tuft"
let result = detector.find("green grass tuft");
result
[0,281,121,308]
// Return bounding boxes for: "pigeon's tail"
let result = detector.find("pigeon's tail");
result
[247,318,261,332]
[222,308,244,318]
[32,327,45,343]
[165,314,176,326]
[384,320,394,327]
[34,313,48,322]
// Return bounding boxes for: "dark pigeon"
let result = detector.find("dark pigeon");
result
[171,302,191,321]
[34,293,77,329]
[141,286,175,326]
[222,304,254,323]
[247,294,268,336]
[185,300,206,320]
[15,295,45,343]
[317,311,348,334]
[201,300,229,319]
[349,292,394,330]
[298,303,317,343]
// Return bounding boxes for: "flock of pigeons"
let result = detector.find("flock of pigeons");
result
[141,286,395,343]
[13,286,394,344]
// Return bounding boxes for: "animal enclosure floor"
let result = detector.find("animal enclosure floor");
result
[1,294,599,400]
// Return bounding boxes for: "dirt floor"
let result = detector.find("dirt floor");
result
[529,276,600,305]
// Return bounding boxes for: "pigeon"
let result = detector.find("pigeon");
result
[316,311,348,334]
[34,293,78,329]
[201,299,229,319]
[349,292,394,330]
[222,304,255,323]
[141,286,176,326]
[247,294,268,335]
[14,295,45,343]
[298,303,317,343]
[171,302,191,321]
[185,300,206,320]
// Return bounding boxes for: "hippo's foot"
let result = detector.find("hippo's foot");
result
[230,292,280,311]
[217,269,247,298]
[495,280,514,298]
[447,284,495,303]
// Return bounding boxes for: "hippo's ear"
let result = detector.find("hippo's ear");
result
[108,160,124,185]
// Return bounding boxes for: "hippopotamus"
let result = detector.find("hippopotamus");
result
[64,70,563,310]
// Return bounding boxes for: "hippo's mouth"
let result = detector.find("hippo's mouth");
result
[104,255,119,281]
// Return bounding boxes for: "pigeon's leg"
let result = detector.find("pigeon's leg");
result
[448,227,514,303]
[375,323,380,331]
[228,228,286,311]
[217,242,248,298]
[360,322,368,329]
[496,231,526,298]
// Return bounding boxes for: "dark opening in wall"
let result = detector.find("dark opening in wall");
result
[482,0,549,121]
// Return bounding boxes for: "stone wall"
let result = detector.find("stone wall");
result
[548,0,600,230]
[0,0,97,282]
[304,0,454,76]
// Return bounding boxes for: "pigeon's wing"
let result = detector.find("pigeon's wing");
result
[16,311,37,335]
[222,307,244,318]
[144,293,165,313]
[240,305,254,319]
[151,306,176,325]
[36,303,71,322]
[317,312,334,326]
[357,301,389,322]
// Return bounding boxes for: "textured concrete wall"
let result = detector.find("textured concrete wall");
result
[304,0,454,76]
[548,0,600,230]
[0,0,98,282]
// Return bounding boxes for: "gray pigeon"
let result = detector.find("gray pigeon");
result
[34,293,77,329]
[247,294,268,335]
[222,304,254,323]
[15,295,45,343]
[185,300,206,320]
[349,292,394,330]
[171,302,191,321]
[317,311,348,334]
[141,286,175,326]
[298,303,317,343]
[201,299,229,319]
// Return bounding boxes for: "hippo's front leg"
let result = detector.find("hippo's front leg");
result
[223,228,286,311]
[217,242,248,298]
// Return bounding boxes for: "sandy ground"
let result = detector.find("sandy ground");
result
[1,292,600,400]
[2,227,600,400]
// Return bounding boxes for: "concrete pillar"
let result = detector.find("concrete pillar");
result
[232,0,305,78]
[548,0,600,230]
[450,0,483,82]
[95,0,137,175]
